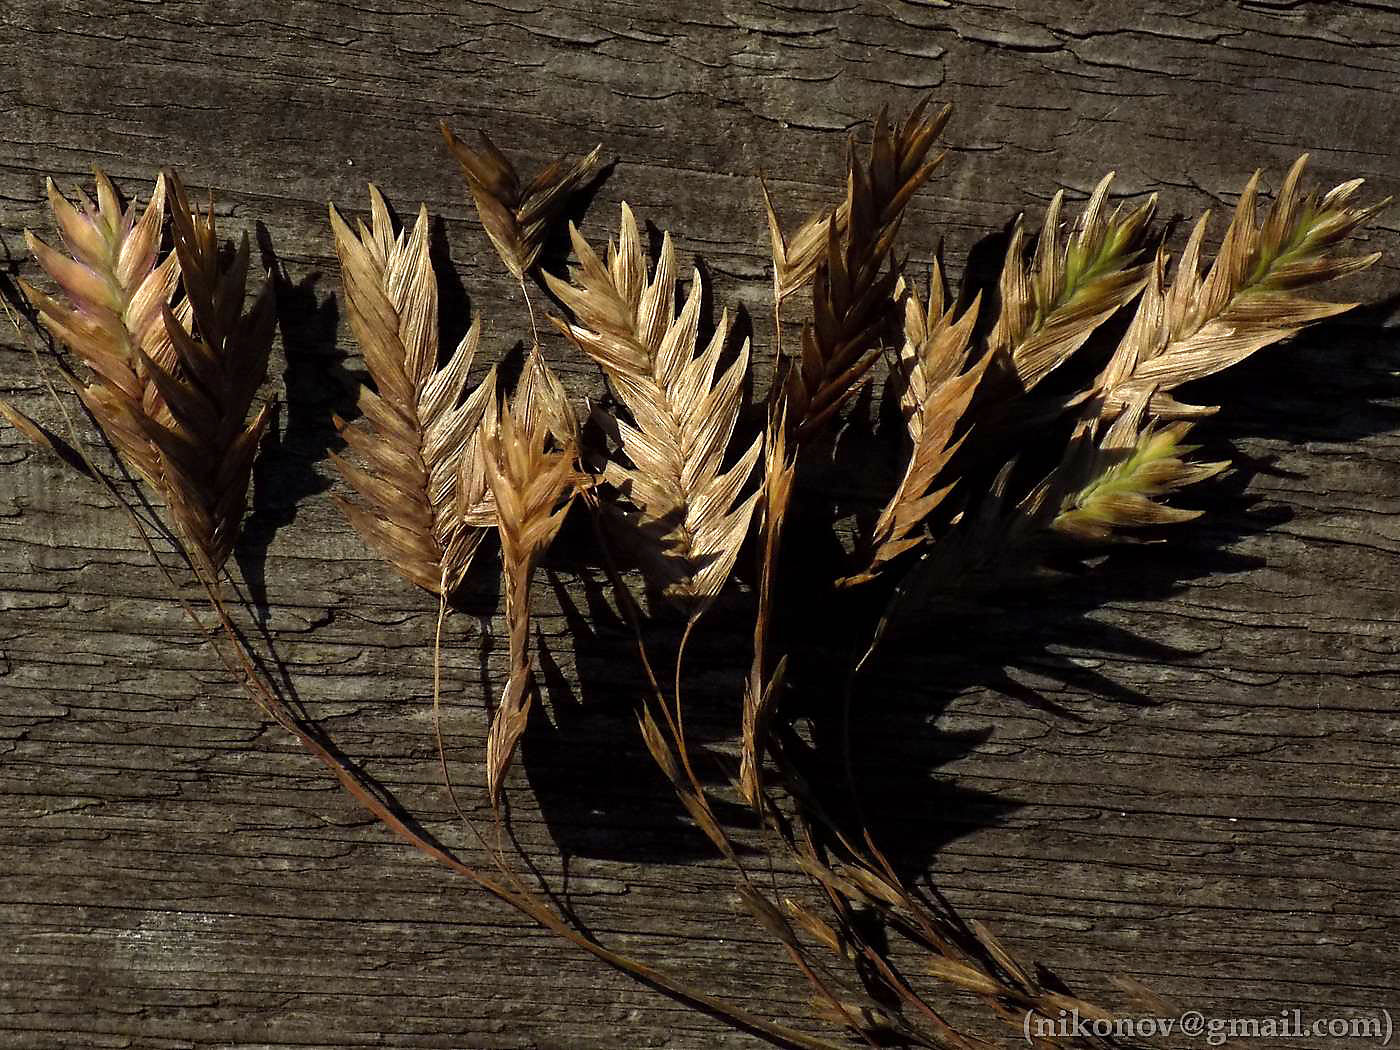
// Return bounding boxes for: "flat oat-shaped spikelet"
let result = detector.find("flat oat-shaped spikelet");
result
[329,187,496,595]
[23,171,275,574]
[441,124,603,281]
[1052,395,1228,541]
[988,172,1157,394]
[841,265,987,586]
[1097,155,1388,419]
[784,101,951,441]
[546,204,762,610]
[759,178,850,305]
[22,172,180,490]
[480,365,577,804]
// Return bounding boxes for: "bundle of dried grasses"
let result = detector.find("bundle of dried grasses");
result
[5,103,1391,1050]
[740,127,1386,1049]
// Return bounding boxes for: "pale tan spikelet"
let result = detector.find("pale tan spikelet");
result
[512,343,579,449]
[480,383,577,805]
[1052,394,1228,541]
[328,186,496,594]
[839,269,987,586]
[441,123,603,281]
[988,173,1157,393]
[1101,156,1387,418]
[760,178,850,304]
[892,262,968,441]
[21,170,182,487]
[545,203,762,609]
[455,344,579,531]
[783,101,952,442]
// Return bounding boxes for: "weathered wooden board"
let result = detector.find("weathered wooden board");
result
[2,2,1399,1047]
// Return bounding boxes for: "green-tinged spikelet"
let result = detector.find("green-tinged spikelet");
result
[989,172,1157,393]
[1053,396,1229,541]
[1098,155,1388,419]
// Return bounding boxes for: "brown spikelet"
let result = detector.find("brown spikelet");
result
[0,398,93,477]
[782,101,952,442]
[23,170,275,575]
[840,267,987,586]
[455,346,575,533]
[1099,155,1388,418]
[480,375,577,804]
[546,203,762,609]
[328,187,496,595]
[442,123,604,281]
[147,174,276,574]
[988,172,1157,393]
[739,412,795,807]
[1052,394,1228,541]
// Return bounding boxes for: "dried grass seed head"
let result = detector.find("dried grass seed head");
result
[1052,394,1228,541]
[442,124,604,281]
[23,169,275,573]
[547,202,762,609]
[1100,155,1388,418]
[841,267,988,585]
[329,186,495,594]
[148,173,277,573]
[480,370,577,804]
[21,171,182,487]
[988,172,1157,394]
[785,100,952,441]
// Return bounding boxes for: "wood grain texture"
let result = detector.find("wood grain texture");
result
[2,1,1399,1047]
